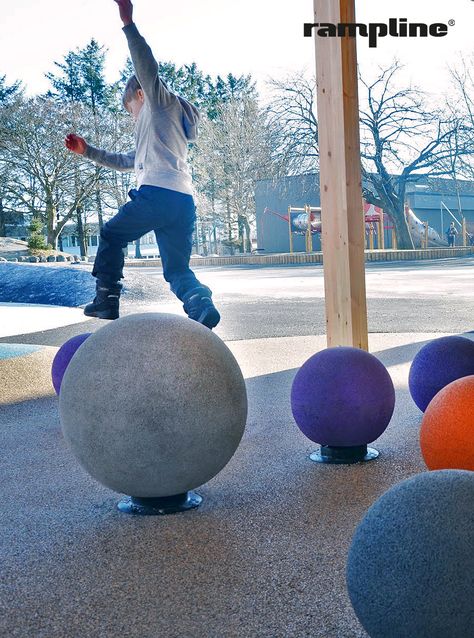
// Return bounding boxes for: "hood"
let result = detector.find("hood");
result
[177,96,200,142]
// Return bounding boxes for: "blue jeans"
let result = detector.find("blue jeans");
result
[92,185,205,300]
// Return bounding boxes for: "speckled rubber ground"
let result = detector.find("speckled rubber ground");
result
[1,332,464,637]
[0,344,57,404]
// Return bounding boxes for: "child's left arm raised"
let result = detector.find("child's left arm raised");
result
[114,0,173,107]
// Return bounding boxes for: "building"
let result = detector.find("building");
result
[6,218,223,258]
[5,217,161,259]
[255,173,474,253]
[59,223,160,258]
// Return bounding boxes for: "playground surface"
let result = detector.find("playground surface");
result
[1,257,473,637]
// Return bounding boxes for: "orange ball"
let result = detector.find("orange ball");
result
[420,375,474,470]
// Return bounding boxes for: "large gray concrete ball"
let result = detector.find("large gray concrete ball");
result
[59,313,247,497]
[346,470,474,638]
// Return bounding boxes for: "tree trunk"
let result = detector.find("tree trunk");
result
[363,181,414,250]
[210,194,217,254]
[226,195,234,255]
[96,175,104,230]
[135,238,142,258]
[241,215,252,252]
[76,206,88,257]
[238,216,244,254]
[213,226,218,254]
[390,203,415,250]
[0,198,5,237]
[45,189,57,248]
[201,226,208,256]
[194,219,200,255]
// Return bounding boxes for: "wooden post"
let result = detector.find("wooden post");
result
[314,0,368,350]
[379,211,385,250]
[305,205,312,252]
[288,206,293,253]
[462,218,467,247]
[424,222,429,249]
[392,229,397,250]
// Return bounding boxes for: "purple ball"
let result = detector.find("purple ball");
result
[291,347,395,446]
[52,333,92,395]
[409,336,474,412]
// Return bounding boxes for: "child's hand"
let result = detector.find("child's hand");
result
[65,133,87,155]
[114,0,133,26]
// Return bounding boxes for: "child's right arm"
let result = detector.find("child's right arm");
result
[65,133,135,172]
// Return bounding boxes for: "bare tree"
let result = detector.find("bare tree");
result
[264,72,319,178]
[193,96,275,253]
[265,60,472,250]
[446,53,474,183]
[359,59,473,249]
[4,97,96,248]
[94,105,135,211]
[0,78,24,237]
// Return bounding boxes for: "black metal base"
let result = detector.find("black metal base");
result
[117,491,203,515]
[310,444,379,465]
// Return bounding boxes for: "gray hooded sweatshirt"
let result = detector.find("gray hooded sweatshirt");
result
[84,23,200,195]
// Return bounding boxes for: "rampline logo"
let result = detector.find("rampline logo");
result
[304,18,454,48]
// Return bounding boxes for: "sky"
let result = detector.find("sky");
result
[1,0,473,103]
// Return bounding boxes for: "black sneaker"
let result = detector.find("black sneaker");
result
[84,283,122,320]
[183,287,220,330]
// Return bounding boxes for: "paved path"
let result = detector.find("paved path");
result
[2,257,472,345]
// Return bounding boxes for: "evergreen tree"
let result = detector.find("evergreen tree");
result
[0,75,22,105]
[115,58,256,121]
[45,52,85,103]
[45,39,111,110]
[0,75,24,237]
[78,39,112,112]
[27,216,48,250]
[207,73,257,119]
[45,39,120,245]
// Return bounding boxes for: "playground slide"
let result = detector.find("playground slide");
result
[406,208,448,247]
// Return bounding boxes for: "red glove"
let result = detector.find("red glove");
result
[114,0,133,26]
[65,133,87,155]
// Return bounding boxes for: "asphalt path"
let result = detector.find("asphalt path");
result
[2,257,473,346]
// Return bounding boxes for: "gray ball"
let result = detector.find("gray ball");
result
[347,470,474,638]
[59,313,247,497]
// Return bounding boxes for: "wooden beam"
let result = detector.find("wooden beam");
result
[288,206,294,253]
[313,0,368,350]
[379,212,385,249]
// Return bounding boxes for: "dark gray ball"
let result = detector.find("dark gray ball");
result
[59,313,247,497]
[347,470,474,638]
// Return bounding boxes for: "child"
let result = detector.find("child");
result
[445,222,458,248]
[65,0,220,329]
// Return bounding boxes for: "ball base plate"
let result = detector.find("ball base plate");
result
[117,491,203,515]
[310,444,379,465]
